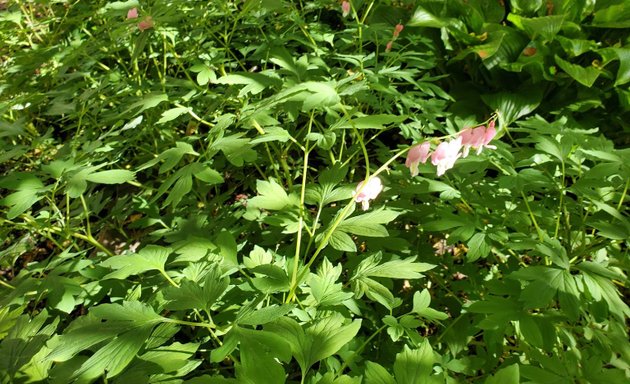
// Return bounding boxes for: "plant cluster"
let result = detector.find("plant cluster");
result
[1,1,629,383]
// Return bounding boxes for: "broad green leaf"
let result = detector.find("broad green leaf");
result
[216,72,282,97]
[236,327,291,384]
[481,84,543,128]
[250,127,292,144]
[394,342,434,384]
[71,326,152,380]
[591,3,630,28]
[328,230,357,252]
[485,364,520,384]
[84,170,135,184]
[239,304,296,326]
[353,253,435,280]
[100,245,172,280]
[90,301,165,326]
[267,315,361,375]
[365,361,396,384]
[248,178,297,210]
[157,106,191,124]
[408,6,449,28]
[164,265,229,312]
[507,14,565,41]
[466,233,492,262]
[337,208,402,238]
[555,55,602,87]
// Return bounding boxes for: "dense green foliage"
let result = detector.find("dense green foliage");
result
[1,0,629,383]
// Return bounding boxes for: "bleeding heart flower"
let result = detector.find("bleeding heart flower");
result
[405,141,431,177]
[342,1,351,17]
[353,176,383,211]
[431,137,462,176]
[459,121,497,157]
[138,16,154,32]
[385,40,393,52]
[393,23,404,38]
[127,8,138,19]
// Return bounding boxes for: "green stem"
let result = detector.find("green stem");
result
[520,191,545,244]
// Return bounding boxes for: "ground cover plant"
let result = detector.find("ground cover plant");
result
[1,0,629,383]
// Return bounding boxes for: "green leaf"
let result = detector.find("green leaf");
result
[393,341,434,384]
[353,252,435,280]
[164,265,228,312]
[100,245,172,280]
[507,14,565,41]
[84,170,135,184]
[248,179,297,210]
[238,304,296,326]
[592,3,630,28]
[267,315,361,376]
[236,327,291,384]
[365,361,396,384]
[90,301,165,326]
[157,106,191,124]
[466,233,492,262]
[216,72,282,97]
[485,364,520,384]
[337,208,402,238]
[555,55,602,87]
[71,326,152,380]
[332,114,406,130]
[412,289,448,321]
[481,84,543,127]
[328,230,357,252]
[408,6,449,28]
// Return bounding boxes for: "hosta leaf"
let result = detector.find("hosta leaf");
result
[507,14,565,41]
[555,55,602,87]
[482,84,542,128]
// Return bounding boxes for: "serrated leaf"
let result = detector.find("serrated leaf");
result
[481,84,542,127]
[353,253,435,280]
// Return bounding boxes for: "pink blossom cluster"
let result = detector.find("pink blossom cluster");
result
[385,24,404,52]
[406,121,497,177]
[341,1,351,17]
[127,8,154,31]
[352,121,497,211]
